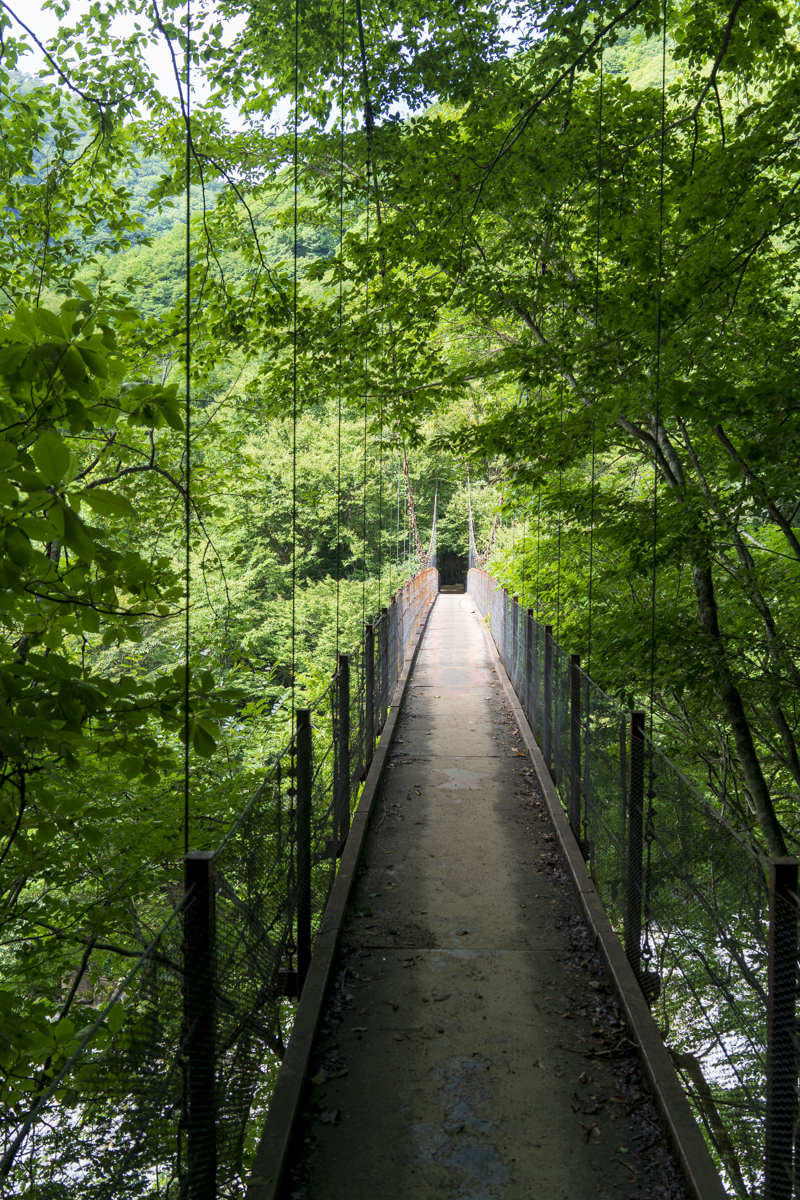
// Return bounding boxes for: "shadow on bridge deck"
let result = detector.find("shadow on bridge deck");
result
[277,595,688,1200]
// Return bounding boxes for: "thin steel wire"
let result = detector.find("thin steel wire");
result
[183,0,191,856]
[649,0,668,742]
[587,35,603,681]
[335,0,345,659]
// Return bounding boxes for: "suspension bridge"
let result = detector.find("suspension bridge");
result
[2,0,797,1192]
[7,489,796,1200]
[247,584,720,1200]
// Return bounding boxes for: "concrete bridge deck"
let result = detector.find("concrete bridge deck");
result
[279,595,688,1200]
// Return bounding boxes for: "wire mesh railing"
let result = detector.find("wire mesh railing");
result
[467,568,791,1200]
[0,895,190,1198]
[2,566,439,1199]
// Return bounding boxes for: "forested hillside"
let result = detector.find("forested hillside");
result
[1,0,799,1190]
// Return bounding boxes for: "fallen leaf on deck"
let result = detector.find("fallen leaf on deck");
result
[310,1070,326,1085]
[433,993,451,1003]
[319,1109,340,1125]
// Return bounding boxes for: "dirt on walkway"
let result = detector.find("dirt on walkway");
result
[282,595,690,1200]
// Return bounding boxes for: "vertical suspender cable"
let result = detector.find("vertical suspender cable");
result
[354,0,375,620]
[587,32,603,680]
[335,0,345,659]
[536,485,541,621]
[395,452,400,587]
[650,0,668,738]
[556,402,563,644]
[363,195,368,628]
[642,0,668,979]
[183,0,191,856]
[291,0,299,717]
[378,403,383,605]
[288,0,299,977]
[403,461,408,574]
[522,501,526,605]
[467,465,473,571]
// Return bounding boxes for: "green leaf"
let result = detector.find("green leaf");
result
[58,346,98,402]
[79,607,100,633]
[0,479,18,506]
[191,723,218,757]
[77,345,109,379]
[18,516,58,542]
[106,1003,124,1034]
[33,308,65,340]
[10,305,37,341]
[3,526,31,566]
[79,488,135,519]
[32,432,70,486]
[73,280,94,303]
[60,506,96,561]
[53,1017,75,1042]
[15,471,48,493]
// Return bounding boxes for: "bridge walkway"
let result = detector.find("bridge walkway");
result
[280,594,686,1199]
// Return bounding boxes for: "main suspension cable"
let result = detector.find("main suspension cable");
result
[291,0,298,718]
[335,0,345,659]
[587,31,603,679]
[183,0,191,857]
[649,0,668,742]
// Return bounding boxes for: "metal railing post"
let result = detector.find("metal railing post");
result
[511,596,519,690]
[296,708,312,995]
[336,656,350,842]
[569,654,581,838]
[625,711,646,981]
[525,609,533,726]
[765,856,799,1200]
[364,624,375,771]
[543,624,554,768]
[184,850,216,1200]
[502,589,509,668]
[380,607,389,726]
[390,597,397,696]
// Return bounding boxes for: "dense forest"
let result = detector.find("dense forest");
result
[1,0,799,1191]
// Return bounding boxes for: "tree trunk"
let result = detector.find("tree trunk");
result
[691,561,787,856]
